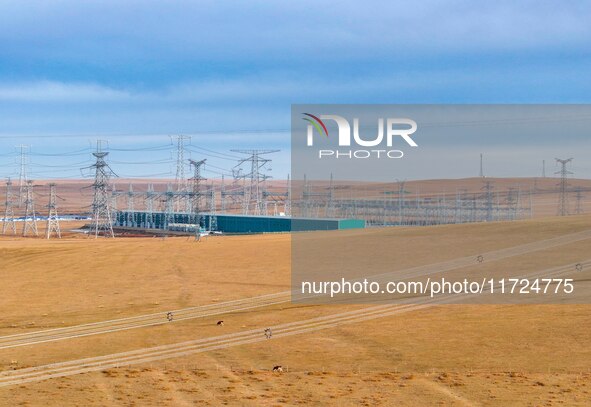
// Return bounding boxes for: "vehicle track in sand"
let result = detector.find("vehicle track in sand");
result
[0,258,585,387]
[1,229,590,350]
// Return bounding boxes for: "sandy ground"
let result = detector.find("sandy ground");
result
[1,216,590,405]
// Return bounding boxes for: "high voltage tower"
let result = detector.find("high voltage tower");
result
[145,183,157,228]
[481,180,495,221]
[301,173,335,218]
[262,174,290,216]
[90,141,115,238]
[295,175,532,226]
[397,180,409,225]
[172,135,191,212]
[110,184,119,213]
[2,178,16,235]
[575,187,584,215]
[22,180,38,237]
[207,182,218,231]
[46,183,61,239]
[555,158,573,216]
[285,174,291,216]
[16,144,29,207]
[220,175,226,212]
[231,149,279,215]
[220,168,246,214]
[126,184,135,227]
[189,158,207,240]
[163,183,175,229]
[0,136,544,236]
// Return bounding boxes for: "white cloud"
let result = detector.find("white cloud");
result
[0,81,130,102]
[1,1,590,62]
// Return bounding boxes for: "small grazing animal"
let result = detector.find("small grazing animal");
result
[272,365,283,373]
[216,320,224,326]
[166,312,174,322]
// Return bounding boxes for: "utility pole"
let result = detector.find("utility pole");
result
[46,183,61,239]
[555,158,573,216]
[16,144,29,207]
[90,140,115,238]
[231,150,279,215]
[479,153,484,178]
[2,178,16,235]
[285,174,291,216]
[542,160,546,178]
[189,159,207,240]
[22,180,38,236]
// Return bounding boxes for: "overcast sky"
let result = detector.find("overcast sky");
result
[0,1,590,180]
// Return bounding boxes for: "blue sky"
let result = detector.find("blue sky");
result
[0,1,590,179]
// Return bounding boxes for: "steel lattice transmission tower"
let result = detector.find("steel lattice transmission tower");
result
[482,180,495,222]
[145,183,157,228]
[90,142,115,238]
[231,149,279,215]
[22,180,38,236]
[163,183,175,230]
[397,180,409,225]
[46,183,61,239]
[16,144,29,207]
[126,183,135,227]
[555,158,573,216]
[575,187,584,215]
[189,159,207,240]
[172,135,191,212]
[208,182,217,231]
[2,178,16,235]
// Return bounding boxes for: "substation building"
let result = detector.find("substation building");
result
[114,211,366,234]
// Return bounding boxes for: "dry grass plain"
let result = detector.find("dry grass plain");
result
[1,216,590,406]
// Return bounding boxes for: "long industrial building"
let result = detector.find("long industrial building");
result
[115,211,365,234]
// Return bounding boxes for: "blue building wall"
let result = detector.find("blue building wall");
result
[115,211,365,234]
